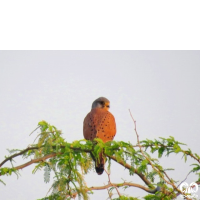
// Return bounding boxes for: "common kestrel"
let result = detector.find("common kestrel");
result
[83,97,116,175]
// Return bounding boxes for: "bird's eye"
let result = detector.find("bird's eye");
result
[107,105,110,108]
[100,101,104,105]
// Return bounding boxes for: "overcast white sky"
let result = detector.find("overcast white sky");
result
[0,51,200,199]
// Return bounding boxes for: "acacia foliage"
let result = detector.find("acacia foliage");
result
[0,120,200,200]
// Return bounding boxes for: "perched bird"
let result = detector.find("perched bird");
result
[83,97,116,175]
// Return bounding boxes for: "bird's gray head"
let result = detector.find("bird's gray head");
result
[91,97,110,110]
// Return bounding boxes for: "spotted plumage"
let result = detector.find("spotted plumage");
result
[83,97,116,175]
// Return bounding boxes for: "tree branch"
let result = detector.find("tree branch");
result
[0,145,92,168]
[0,153,58,176]
[128,109,190,199]
[66,181,159,199]
[1,143,155,192]
[89,181,158,193]
[0,147,39,168]
[107,155,154,189]
[15,153,58,171]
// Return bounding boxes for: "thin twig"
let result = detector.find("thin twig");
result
[177,171,192,189]
[128,109,187,199]
[29,126,40,136]
[174,171,193,198]
[104,166,121,197]
[0,147,39,168]
[105,183,112,200]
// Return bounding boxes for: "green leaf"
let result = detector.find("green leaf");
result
[158,147,165,158]
[38,120,48,126]
[38,120,48,131]
[0,179,6,185]
[173,143,181,153]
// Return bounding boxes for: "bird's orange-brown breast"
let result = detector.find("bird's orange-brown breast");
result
[83,108,116,142]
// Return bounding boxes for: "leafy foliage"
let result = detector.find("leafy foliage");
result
[0,121,199,200]
[112,196,140,200]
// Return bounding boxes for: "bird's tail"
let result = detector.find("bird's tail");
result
[91,151,105,175]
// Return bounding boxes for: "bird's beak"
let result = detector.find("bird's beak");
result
[104,103,110,110]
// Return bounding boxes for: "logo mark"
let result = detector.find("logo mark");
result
[179,182,198,199]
